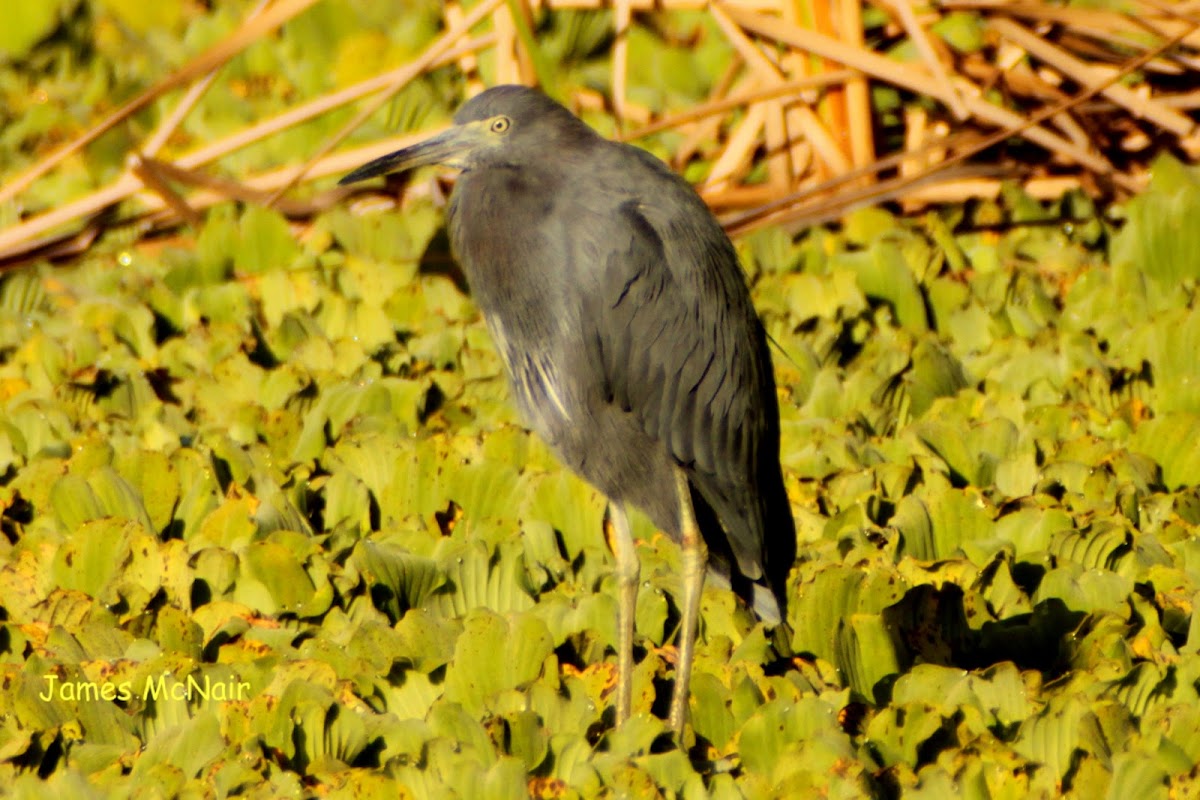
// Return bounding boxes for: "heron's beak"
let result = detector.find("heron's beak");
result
[338,124,477,186]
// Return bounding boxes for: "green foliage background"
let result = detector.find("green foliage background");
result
[4,1,1200,798]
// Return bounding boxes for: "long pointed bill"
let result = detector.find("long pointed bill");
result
[338,125,476,186]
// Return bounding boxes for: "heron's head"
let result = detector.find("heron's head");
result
[338,85,591,184]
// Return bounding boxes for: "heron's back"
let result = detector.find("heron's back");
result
[449,139,795,622]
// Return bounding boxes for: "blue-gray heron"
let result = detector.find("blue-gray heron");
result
[340,85,795,734]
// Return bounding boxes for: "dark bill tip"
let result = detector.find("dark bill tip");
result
[338,150,409,186]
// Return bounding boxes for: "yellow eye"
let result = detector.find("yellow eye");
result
[490,116,511,134]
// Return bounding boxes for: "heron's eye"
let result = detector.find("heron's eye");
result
[490,116,511,134]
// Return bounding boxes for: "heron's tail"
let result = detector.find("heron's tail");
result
[748,580,783,625]
[704,568,794,657]
[704,568,783,624]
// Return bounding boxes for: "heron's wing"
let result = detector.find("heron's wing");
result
[584,197,775,581]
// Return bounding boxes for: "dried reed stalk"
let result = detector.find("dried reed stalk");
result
[2,0,1198,267]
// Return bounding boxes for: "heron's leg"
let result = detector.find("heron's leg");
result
[669,466,706,735]
[607,502,638,725]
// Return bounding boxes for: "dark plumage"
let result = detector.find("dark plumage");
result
[340,85,796,733]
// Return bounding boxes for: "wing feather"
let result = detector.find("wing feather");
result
[586,198,775,580]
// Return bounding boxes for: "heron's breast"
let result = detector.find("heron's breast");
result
[486,314,577,436]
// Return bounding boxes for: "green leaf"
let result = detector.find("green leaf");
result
[130,711,224,782]
[866,700,947,769]
[1034,563,1131,615]
[357,541,446,620]
[790,564,907,666]
[1131,414,1200,490]
[1050,523,1129,572]
[443,609,553,716]
[1112,155,1200,287]
[893,478,995,561]
[1107,751,1170,800]
[836,613,905,700]
[0,0,60,58]
[688,672,735,750]
[95,0,183,33]
[51,518,142,602]
[239,539,317,615]
[235,207,301,276]
[426,539,537,617]
[49,473,105,531]
[1014,696,1111,781]
[908,341,969,416]
[834,236,928,332]
[932,11,986,53]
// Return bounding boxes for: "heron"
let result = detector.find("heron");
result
[339,84,795,734]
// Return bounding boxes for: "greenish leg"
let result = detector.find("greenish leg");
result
[609,503,638,726]
[669,466,706,735]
